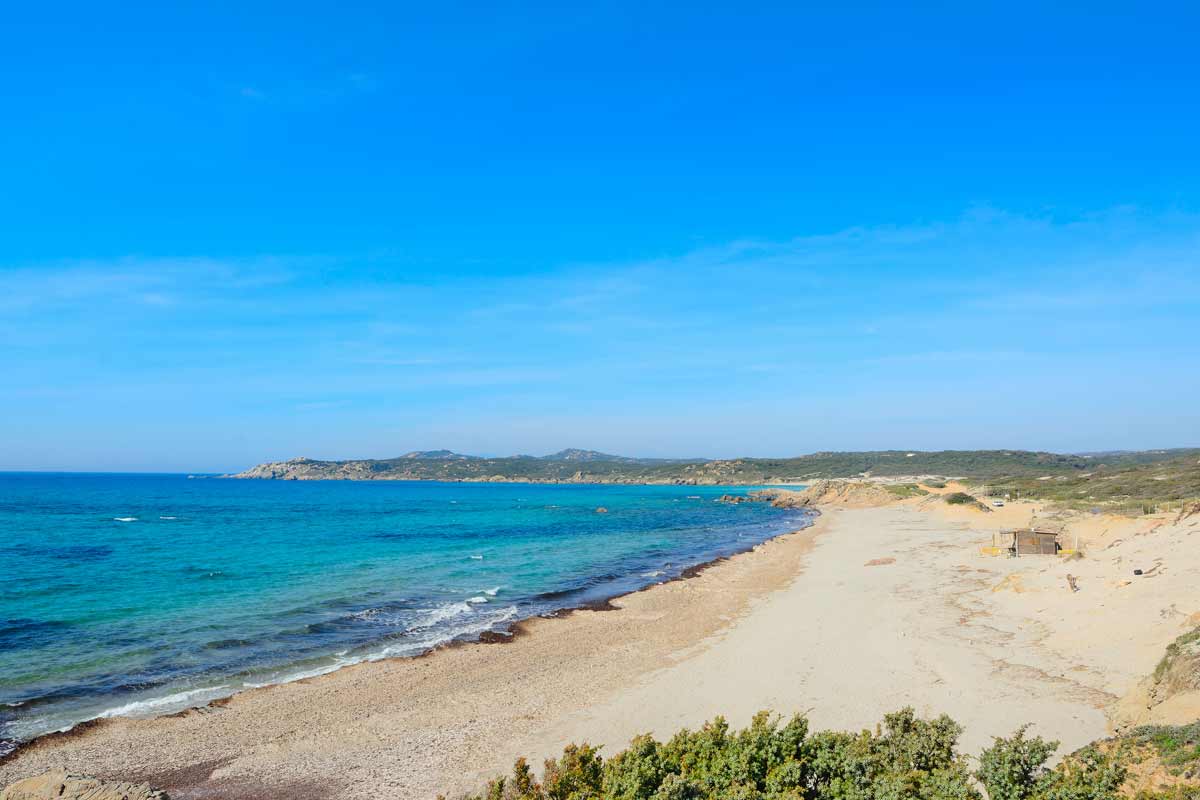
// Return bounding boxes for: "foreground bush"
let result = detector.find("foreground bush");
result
[449,708,1137,800]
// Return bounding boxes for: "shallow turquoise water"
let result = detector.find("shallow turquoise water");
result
[0,474,811,748]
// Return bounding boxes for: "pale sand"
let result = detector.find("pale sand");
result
[3,497,1199,799]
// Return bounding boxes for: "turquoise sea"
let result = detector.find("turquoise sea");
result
[0,474,812,753]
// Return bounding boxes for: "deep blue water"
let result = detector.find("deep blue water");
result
[0,474,812,750]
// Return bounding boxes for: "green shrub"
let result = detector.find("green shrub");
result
[459,709,980,800]
[1036,745,1127,799]
[977,725,1060,800]
[976,731,1125,800]
[944,492,977,506]
[886,484,930,499]
[1131,789,1200,799]
[452,710,1155,800]
[1127,720,1200,778]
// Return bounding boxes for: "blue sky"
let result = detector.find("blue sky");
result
[2,2,1199,471]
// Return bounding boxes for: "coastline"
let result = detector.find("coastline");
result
[4,492,1199,800]
[0,506,822,796]
[0,482,813,754]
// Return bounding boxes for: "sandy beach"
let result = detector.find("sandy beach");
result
[4,488,1199,799]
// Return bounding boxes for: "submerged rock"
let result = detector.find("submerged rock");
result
[0,770,168,800]
[715,494,762,504]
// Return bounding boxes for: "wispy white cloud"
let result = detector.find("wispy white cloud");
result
[4,205,1200,468]
[234,73,380,106]
[0,257,299,313]
[6,204,1200,403]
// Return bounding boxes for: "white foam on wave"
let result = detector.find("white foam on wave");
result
[377,604,520,659]
[159,515,177,520]
[113,517,138,522]
[244,660,350,689]
[12,601,530,744]
[95,685,230,720]
[642,570,665,578]
[467,595,488,604]
[482,586,502,596]
[469,554,484,560]
[410,601,473,630]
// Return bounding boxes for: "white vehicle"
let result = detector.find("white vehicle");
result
[992,499,1006,507]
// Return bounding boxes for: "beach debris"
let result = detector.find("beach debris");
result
[864,557,896,567]
[991,574,1026,593]
[1066,574,1079,593]
[0,770,169,800]
[1174,501,1200,522]
[1134,569,1144,575]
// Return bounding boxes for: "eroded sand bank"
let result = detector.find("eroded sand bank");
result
[4,496,1198,799]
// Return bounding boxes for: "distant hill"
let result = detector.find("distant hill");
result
[230,448,1200,505]
[538,448,687,464]
[399,450,473,460]
[541,448,626,462]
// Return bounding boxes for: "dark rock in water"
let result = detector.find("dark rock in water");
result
[715,494,763,504]
[0,770,169,800]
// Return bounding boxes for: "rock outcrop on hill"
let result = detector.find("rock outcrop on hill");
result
[232,457,375,480]
[753,480,896,508]
[0,770,168,800]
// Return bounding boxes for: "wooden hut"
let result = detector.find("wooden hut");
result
[987,528,1061,556]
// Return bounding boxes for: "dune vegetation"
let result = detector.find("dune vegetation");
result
[234,449,1200,516]
[965,455,1200,515]
[884,483,930,499]
[447,708,1199,800]
[234,448,1200,486]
